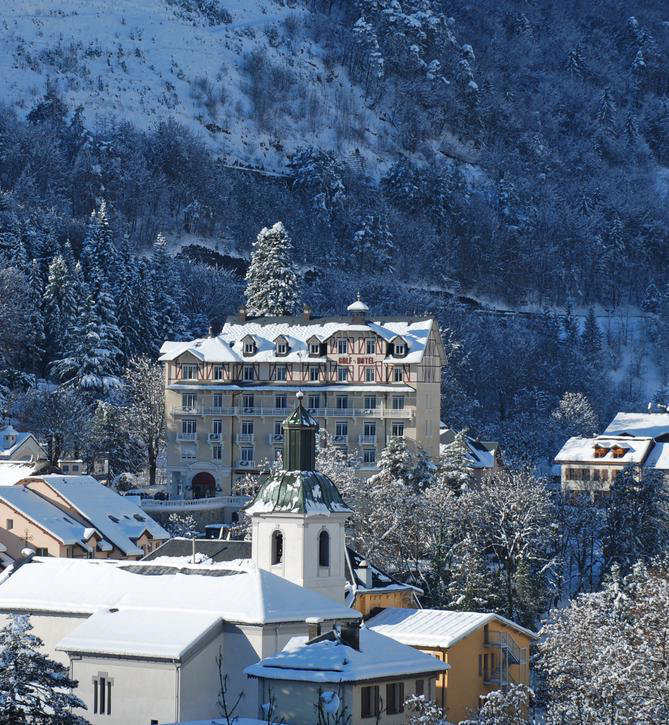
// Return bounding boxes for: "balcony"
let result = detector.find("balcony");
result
[383,408,413,419]
[268,433,284,444]
[172,406,201,416]
[202,406,236,416]
[207,433,222,443]
[236,433,255,444]
[236,459,257,469]
[176,432,197,442]
[358,434,377,445]
[332,434,348,445]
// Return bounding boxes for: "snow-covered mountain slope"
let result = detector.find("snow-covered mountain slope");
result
[0,0,398,171]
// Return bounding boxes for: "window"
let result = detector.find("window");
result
[338,366,349,382]
[594,445,607,458]
[212,393,223,409]
[241,420,254,435]
[243,341,255,355]
[181,446,196,461]
[214,365,223,380]
[93,673,112,715]
[386,682,405,715]
[274,448,282,461]
[338,339,348,355]
[213,419,222,435]
[271,530,284,565]
[336,422,348,437]
[72,464,79,472]
[276,341,287,355]
[308,394,321,411]
[364,395,377,410]
[274,421,283,436]
[392,395,405,410]
[363,422,376,438]
[6,518,13,530]
[394,342,406,356]
[212,444,222,460]
[363,449,377,465]
[241,447,254,462]
[275,395,287,410]
[612,446,626,459]
[365,367,375,382]
[361,685,379,719]
[391,421,404,438]
[310,342,321,356]
[182,419,197,434]
[276,365,287,381]
[366,338,376,355]
[394,367,403,382]
[483,653,489,679]
[181,364,196,380]
[35,547,48,557]
[182,393,197,410]
[336,395,348,410]
[243,365,254,381]
[310,366,320,381]
[415,679,424,696]
[243,394,255,410]
[318,530,330,567]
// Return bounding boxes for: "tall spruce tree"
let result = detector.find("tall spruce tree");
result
[0,614,88,724]
[244,221,301,317]
[43,255,77,364]
[80,200,118,286]
[151,233,188,341]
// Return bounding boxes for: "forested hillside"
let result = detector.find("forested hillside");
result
[2,0,669,462]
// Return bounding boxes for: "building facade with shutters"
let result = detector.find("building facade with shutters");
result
[159,297,445,502]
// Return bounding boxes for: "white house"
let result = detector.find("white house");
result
[0,425,49,486]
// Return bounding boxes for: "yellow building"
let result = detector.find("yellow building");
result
[159,298,444,506]
[367,607,537,723]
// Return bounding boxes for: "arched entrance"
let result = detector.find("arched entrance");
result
[191,472,216,499]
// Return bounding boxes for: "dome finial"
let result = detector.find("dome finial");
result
[296,390,304,402]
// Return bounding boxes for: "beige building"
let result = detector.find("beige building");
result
[159,297,445,502]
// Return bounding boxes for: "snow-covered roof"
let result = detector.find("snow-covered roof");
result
[57,608,221,660]
[554,436,653,464]
[642,441,669,470]
[245,470,352,516]
[0,461,47,486]
[0,426,45,461]
[0,557,361,626]
[25,475,169,557]
[604,412,669,439]
[0,486,96,550]
[366,608,537,649]
[245,627,448,683]
[160,316,435,365]
[347,297,369,312]
[439,428,499,469]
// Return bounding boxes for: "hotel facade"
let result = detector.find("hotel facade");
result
[159,297,445,501]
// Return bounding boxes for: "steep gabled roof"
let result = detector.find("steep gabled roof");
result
[604,412,669,439]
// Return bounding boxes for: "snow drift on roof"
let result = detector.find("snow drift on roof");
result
[554,436,653,464]
[604,412,669,439]
[245,627,448,683]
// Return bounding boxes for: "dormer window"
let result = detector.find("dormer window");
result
[243,341,255,355]
[310,343,320,356]
[394,343,406,356]
[594,445,608,458]
[276,342,287,355]
[611,446,627,459]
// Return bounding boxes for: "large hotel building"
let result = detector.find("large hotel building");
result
[159,297,445,500]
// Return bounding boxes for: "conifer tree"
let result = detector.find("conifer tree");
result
[437,430,474,494]
[151,233,188,341]
[25,260,47,375]
[0,614,88,724]
[80,200,118,286]
[43,255,77,363]
[351,214,395,272]
[581,307,602,367]
[244,222,301,317]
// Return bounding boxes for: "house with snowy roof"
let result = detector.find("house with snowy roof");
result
[366,608,536,723]
[0,398,439,724]
[555,411,669,496]
[439,425,503,474]
[0,425,50,486]
[245,624,449,724]
[0,475,168,561]
[158,295,444,506]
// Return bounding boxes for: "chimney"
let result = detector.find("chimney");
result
[354,559,373,589]
[303,304,311,321]
[207,325,213,337]
[306,616,324,640]
[340,621,361,651]
[238,306,247,323]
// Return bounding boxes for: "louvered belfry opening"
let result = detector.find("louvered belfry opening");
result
[282,392,319,471]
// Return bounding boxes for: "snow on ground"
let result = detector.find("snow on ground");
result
[0,0,397,172]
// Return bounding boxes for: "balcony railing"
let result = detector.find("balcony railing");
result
[332,434,348,445]
[268,433,284,444]
[236,433,255,444]
[176,432,197,442]
[140,495,250,511]
[172,405,414,419]
[236,459,257,469]
[358,434,377,445]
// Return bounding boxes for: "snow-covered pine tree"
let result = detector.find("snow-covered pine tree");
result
[551,391,599,439]
[437,429,474,494]
[351,214,395,272]
[580,307,602,367]
[0,614,88,724]
[244,222,301,317]
[43,254,78,363]
[151,233,188,342]
[25,259,46,375]
[470,684,532,724]
[80,200,119,286]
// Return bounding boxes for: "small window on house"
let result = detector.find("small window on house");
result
[336,395,348,410]
[276,365,287,381]
[338,339,348,355]
[308,395,321,410]
[392,396,405,410]
[276,341,288,355]
[310,366,319,381]
[243,365,254,381]
[594,445,608,458]
[611,446,627,459]
[478,654,482,676]
[365,367,375,382]
[6,518,12,530]
[394,367,403,382]
[214,365,223,380]
[391,422,404,437]
[363,449,376,465]
[271,530,284,565]
[394,342,406,356]
[35,547,48,557]
[366,338,376,355]
[364,395,377,410]
[243,341,255,355]
[338,366,349,382]
[275,395,287,410]
[212,444,222,461]
[361,685,380,719]
[93,673,112,715]
[318,530,330,567]
[181,364,196,380]
[310,342,321,356]
[386,682,405,715]
[243,394,255,410]
[415,678,424,696]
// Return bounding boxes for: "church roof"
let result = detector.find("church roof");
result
[245,470,351,516]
